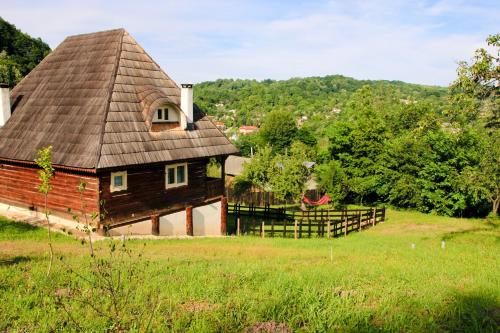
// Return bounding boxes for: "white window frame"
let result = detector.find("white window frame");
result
[154,107,170,122]
[165,163,188,189]
[110,171,127,192]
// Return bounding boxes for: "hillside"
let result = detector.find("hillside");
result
[1,211,499,331]
[194,76,448,126]
[0,17,51,87]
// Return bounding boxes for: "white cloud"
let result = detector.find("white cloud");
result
[1,0,497,86]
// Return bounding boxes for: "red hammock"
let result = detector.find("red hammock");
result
[303,194,330,206]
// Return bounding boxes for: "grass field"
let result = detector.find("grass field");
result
[0,209,499,332]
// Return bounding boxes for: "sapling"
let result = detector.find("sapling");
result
[68,180,98,256]
[35,145,55,276]
[59,185,161,331]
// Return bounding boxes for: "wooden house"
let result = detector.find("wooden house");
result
[0,29,238,236]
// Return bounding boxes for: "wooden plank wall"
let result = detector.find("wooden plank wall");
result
[0,163,100,217]
[100,159,218,225]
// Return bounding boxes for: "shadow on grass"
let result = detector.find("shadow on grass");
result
[0,219,41,234]
[0,219,49,242]
[441,220,499,242]
[0,255,32,266]
[437,292,500,333]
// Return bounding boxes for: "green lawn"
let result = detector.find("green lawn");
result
[0,210,499,332]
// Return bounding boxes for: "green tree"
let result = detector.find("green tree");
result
[0,17,51,87]
[326,86,389,204]
[0,50,22,86]
[449,34,499,128]
[235,132,261,157]
[269,142,311,204]
[459,130,500,215]
[241,145,274,191]
[259,109,298,153]
[315,160,348,205]
[448,33,500,215]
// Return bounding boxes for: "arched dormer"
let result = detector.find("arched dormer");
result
[136,87,187,132]
[150,102,184,131]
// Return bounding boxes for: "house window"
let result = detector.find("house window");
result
[155,108,169,122]
[165,163,188,189]
[110,171,127,192]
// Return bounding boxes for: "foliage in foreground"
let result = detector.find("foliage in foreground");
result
[0,212,498,332]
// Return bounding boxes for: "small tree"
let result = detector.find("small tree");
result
[231,176,253,202]
[67,180,99,256]
[35,145,55,276]
[58,181,161,331]
[315,159,348,205]
[56,241,161,331]
[241,145,274,191]
[269,142,311,205]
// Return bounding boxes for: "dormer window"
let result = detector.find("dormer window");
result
[152,105,181,126]
[155,107,170,122]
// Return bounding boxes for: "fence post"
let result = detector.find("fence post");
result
[358,211,362,231]
[319,209,323,237]
[307,211,310,238]
[327,220,331,239]
[237,217,241,236]
[294,219,298,239]
[151,214,159,236]
[372,208,377,226]
[221,196,228,235]
[186,206,193,236]
[284,213,287,238]
[344,210,348,236]
[261,221,265,238]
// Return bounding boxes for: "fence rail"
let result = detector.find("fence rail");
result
[226,189,320,206]
[227,203,385,238]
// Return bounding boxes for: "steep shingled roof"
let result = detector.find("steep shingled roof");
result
[0,29,237,170]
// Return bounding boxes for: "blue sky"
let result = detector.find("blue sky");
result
[1,0,498,86]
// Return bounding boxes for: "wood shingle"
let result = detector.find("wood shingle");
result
[0,29,237,170]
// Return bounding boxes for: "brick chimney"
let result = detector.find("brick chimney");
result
[180,83,193,130]
[0,84,11,128]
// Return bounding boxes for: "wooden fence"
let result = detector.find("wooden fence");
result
[227,203,385,238]
[226,189,320,206]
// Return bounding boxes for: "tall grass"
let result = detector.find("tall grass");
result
[0,212,499,332]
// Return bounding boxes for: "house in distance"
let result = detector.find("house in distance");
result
[0,29,238,236]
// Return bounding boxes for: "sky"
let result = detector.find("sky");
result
[1,0,498,86]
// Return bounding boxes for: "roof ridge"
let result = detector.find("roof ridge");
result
[65,28,126,40]
[95,29,125,169]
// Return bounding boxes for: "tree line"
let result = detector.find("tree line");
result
[0,17,51,87]
[194,74,447,127]
[228,35,499,217]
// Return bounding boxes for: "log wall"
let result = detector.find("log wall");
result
[99,159,223,225]
[0,162,100,218]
